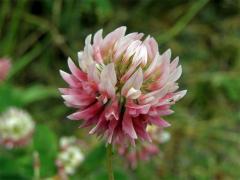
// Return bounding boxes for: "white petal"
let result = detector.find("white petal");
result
[87,64,100,83]
[99,63,117,97]
[123,40,141,63]
[172,90,187,101]
[163,49,171,60]
[93,29,103,45]
[121,68,143,97]
[168,65,182,82]
[170,56,179,71]
[78,51,86,71]
[144,52,160,78]
[143,84,169,100]
[126,87,142,99]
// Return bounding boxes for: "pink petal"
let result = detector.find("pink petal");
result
[105,99,119,121]
[143,36,158,60]
[89,112,108,135]
[126,101,151,115]
[67,57,87,81]
[107,119,119,143]
[59,70,81,87]
[133,117,151,141]
[148,116,171,127]
[122,110,138,139]
[62,94,95,106]
[67,101,103,120]
[102,26,126,51]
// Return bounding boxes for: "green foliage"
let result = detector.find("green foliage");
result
[33,125,58,177]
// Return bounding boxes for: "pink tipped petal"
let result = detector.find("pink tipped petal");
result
[143,36,158,60]
[102,26,127,54]
[67,101,102,120]
[157,109,174,116]
[105,99,119,121]
[89,112,106,134]
[133,118,151,141]
[59,70,80,87]
[148,116,171,127]
[68,57,87,81]
[107,119,119,143]
[126,101,151,115]
[62,94,95,106]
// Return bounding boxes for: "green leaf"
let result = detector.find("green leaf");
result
[0,84,22,112]
[0,149,33,179]
[33,125,58,177]
[79,143,106,175]
[19,85,59,105]
[7,44,43,79]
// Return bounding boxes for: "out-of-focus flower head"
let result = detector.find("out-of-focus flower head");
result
[147,125,171,144]
[0,58,11,82]
[118,125,170,168]
[59,26,186,146]
[56,136,84,176]
[0,107,35,148]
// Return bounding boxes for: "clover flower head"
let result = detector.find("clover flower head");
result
[147,125,171,143]
[60,26,186,146]
[56,136,84,175]
[0,58,11,82]
[0,107,35,148]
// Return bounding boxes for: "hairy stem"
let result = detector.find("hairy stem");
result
[107,145,115,180]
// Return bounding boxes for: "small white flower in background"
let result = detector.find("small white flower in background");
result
[147,125,171,144]
[0,107,35,148]
[159,131,171,143]
[56,136,84,175]
[60,136,77,149]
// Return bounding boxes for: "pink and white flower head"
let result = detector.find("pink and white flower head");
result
[59,26,186,146]
[56,137,84,176]
[0,58,11,82]
[0,107,35,149]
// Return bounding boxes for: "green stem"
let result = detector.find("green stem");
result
[157,0,209,43]
[33,151,40,180]
[107,145,115,180]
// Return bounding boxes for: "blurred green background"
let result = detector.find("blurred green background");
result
[0,0,240,179]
